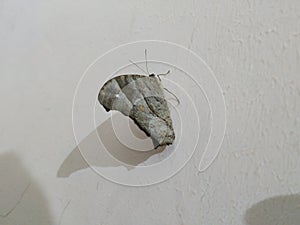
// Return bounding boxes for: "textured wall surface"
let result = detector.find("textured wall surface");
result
[0,0,300,224]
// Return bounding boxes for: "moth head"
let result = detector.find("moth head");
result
[149,70,170,82]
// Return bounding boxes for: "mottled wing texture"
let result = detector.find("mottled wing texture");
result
[98,75,175,147]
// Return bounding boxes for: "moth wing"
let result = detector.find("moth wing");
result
[98,75,175,147]
[130,77,175,146]
[98,75,145,116]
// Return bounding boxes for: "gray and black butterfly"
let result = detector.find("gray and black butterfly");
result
[98,73,175,148]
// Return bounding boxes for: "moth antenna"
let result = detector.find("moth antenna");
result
[164,87,180,105]
[129,60,147,75]
[145,49,150,76]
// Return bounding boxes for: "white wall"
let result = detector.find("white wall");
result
[0,0,299,224]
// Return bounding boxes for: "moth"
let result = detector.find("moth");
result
[98,52,176,148]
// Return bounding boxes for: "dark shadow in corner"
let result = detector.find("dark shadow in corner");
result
[245,194,300,225]
[57,113,166,177]
[0,152,54,225]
